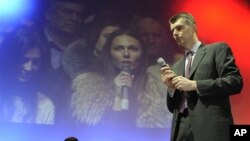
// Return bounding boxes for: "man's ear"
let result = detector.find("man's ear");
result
[192,23,197,33]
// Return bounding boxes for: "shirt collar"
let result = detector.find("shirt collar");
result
[44,28,64,50]
[185,41,201,55]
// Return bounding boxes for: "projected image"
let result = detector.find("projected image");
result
[0,0,192,141]
[0,0,175,128]
[1,0,248,141]
[70,29,172,127]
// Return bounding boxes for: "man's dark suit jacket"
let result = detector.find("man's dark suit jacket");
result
[167,42,243,141]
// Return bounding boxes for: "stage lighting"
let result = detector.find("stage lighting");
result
[0,0,33,20]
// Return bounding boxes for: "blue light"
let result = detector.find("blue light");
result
[0,0,33,21]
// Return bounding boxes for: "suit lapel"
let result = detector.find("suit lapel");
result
[177,58,185,76]
[189,45,206,78]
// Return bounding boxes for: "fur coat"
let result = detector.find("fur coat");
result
[71,64,172,128]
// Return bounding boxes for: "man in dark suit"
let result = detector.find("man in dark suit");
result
[161,12,243,141]
[37,0,88,124]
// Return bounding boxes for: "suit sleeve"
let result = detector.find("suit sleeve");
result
[166,62,182,113]
[196,43,243,97]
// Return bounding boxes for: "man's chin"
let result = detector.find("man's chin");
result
[177,42,184,46]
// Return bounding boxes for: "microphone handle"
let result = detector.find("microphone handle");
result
[121,86,128,98]
[121,85,129,110]
[120,64,131,110]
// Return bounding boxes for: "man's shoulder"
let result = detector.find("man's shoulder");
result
[204,42,229,48]
[201,42,233,58]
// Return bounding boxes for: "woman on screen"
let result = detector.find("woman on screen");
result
[0,26,55,124]
[71,29,172,128]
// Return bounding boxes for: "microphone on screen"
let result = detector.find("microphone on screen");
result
[121,64,131,110]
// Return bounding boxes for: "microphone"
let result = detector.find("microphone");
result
[157,57,176,81]
[157,57,168,67]
[121,64,131,110]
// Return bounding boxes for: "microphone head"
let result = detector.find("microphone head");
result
[157,57,167,67]
[121,63,132,73]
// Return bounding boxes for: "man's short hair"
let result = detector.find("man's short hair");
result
[47,0,86,13]
[64,136,78,141]
[169,12,196,26]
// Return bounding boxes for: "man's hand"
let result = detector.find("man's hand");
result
[161,65,176,90]
[172,76,197,91]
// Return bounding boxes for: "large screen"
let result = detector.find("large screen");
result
[0,0,249,141]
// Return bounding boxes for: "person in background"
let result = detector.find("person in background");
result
[130,16,175,125]
[28,0,88,71]
[64,136,78,141]
[71,29,172,128]
[161,12,243,141]
[37,0,87,124]
[87,14,121,58]
[60,14,122,125]
[131,15,175,66]
[61,39,92,80]
[42,0,86,69]
[0,26,54,124]
[61,13,122,80]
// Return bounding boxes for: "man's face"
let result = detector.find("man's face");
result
[46,2,84,34]
[16,48,41,82]
[136,18,166,57]
[170,18,195,48]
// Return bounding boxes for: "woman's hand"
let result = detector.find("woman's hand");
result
[114,71,133,89]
